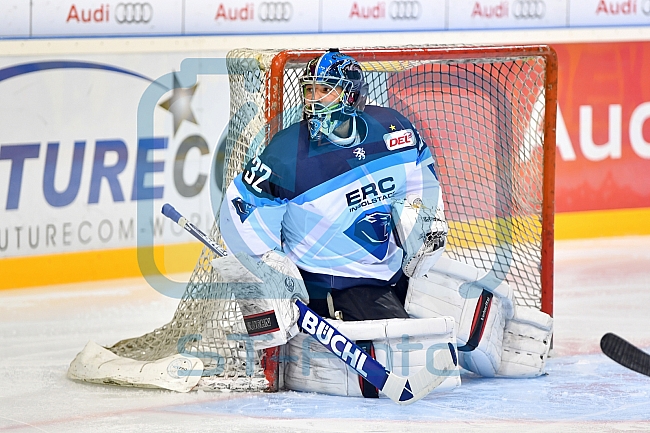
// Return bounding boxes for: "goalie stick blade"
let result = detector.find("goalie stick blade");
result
[600,333,650,378]
[381,344,457,405]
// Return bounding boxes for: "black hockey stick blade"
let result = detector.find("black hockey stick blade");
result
[600,333,650,377]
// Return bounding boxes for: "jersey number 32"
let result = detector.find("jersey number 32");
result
[243,157,272,193]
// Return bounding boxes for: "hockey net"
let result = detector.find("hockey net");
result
[100,45,557,392]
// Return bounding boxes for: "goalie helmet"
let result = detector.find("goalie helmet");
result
[300,49,368,139]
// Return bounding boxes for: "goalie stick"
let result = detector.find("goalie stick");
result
[600,333,650,378]
[162,203,458,405]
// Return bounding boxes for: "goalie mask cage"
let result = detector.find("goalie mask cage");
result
[106,45,557,393]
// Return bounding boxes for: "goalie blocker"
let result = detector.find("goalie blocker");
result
[214,250,309,351]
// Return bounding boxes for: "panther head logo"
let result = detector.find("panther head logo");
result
[232,197,256,223]
[344,210,392,259]
[356,212,391,244]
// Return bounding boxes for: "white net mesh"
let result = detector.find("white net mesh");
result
[107,46,554,391]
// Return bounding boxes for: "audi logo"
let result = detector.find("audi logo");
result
[115,3,153,24]
[512,0,545,19]
[389,1,421,20]
[259,2,293,22]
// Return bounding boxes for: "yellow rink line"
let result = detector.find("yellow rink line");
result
[0,242,203,290]
[1,207,649,290]
[446,216,542,250]
[446,207,650,246]
[555,207,650,240]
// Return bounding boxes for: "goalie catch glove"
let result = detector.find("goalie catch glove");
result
[392,192,448,279]
[212,250,309,350]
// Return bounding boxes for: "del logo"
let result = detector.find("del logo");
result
[383,129,414,150]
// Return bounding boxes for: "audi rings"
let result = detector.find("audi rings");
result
[512,0,545,19]
[115,3,153,24]
[259,2,293,22]
[389,0,421,20]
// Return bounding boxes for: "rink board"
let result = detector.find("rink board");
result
[2,31,650,289]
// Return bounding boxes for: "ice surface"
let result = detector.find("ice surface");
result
[1,236,649,432]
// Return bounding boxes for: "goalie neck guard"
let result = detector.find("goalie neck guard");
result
[301,49,368,141]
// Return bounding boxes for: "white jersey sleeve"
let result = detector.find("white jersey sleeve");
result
[220,170,287,260]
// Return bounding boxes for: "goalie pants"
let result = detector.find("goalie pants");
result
[305,272,410,321]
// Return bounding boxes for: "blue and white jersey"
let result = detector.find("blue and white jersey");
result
[220,105,442,290]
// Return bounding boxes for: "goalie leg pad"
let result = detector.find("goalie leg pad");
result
[405,257,554,377]
[497,306,553,377]
[405,257,516,377]
[284,317,461,398]
[456,290,507,377]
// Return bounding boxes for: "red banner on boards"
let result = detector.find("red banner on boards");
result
[554,42,650,213]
